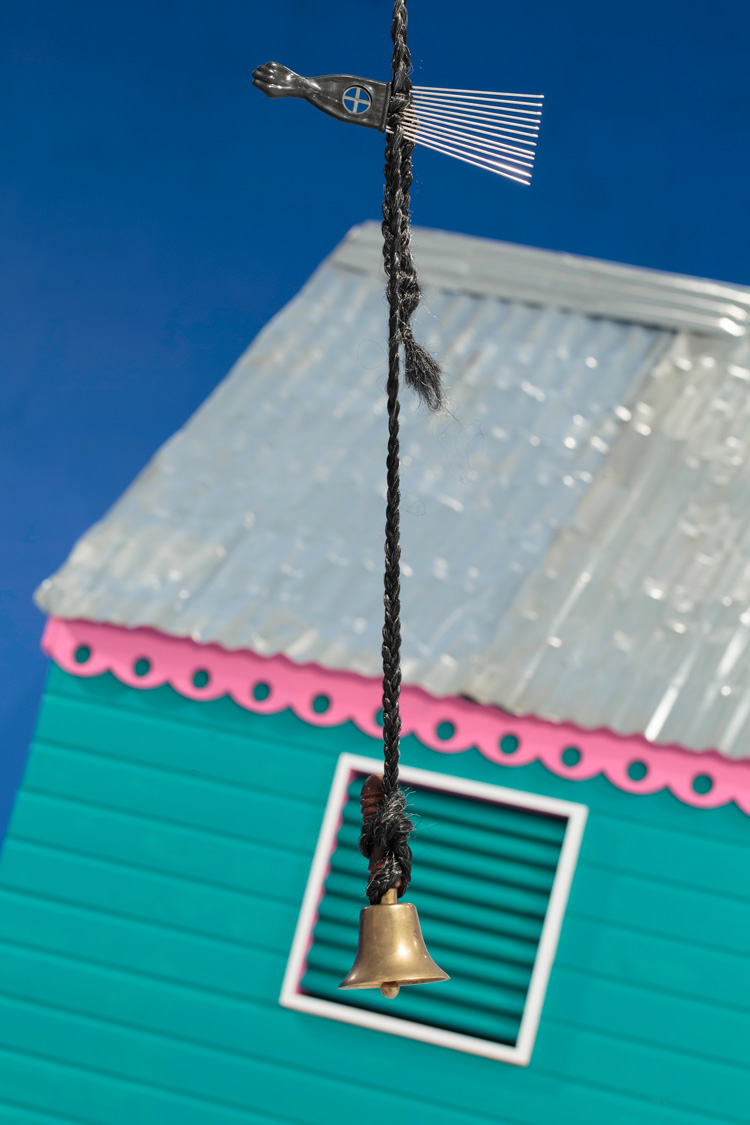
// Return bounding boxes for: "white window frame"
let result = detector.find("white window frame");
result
[280,753,588,1066]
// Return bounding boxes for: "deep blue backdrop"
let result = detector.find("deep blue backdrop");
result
[3,0,750,837]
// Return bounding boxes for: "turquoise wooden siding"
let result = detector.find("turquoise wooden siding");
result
[303,776,569,1047]
[0,663,748,1125]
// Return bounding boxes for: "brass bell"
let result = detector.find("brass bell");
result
[339,887,450,999]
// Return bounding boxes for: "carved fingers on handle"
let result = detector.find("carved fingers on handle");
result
[252,62,309,99]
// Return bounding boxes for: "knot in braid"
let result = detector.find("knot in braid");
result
[359,786,414,905]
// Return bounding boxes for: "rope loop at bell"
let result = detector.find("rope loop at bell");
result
[359,781,413,903]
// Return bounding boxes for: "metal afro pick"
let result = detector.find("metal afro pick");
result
[252,62,543,186]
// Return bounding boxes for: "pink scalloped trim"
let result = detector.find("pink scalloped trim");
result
[42,617,750,815]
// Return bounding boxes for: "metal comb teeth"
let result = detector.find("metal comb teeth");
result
[398,86,543,185]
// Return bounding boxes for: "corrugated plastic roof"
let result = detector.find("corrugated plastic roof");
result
[36,223,750,758]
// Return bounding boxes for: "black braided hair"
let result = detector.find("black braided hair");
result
[360,0,442,906]
[382,1,443,413]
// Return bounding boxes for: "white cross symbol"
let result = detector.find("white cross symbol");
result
[343,86,371,115]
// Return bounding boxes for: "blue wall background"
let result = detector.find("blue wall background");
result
[3,0,750,838]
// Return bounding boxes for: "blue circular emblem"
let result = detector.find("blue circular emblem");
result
[342,86,372,115]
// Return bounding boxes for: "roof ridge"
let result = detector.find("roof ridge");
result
[332,222,750,339]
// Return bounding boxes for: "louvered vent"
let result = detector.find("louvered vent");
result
[299,767,575,1050]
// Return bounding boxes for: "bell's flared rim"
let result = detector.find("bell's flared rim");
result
[339,969,450,990]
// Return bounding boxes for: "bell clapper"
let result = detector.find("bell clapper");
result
[377,887,401,999]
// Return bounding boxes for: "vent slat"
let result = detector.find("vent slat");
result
[301,969,520,1046]
[303,776,569,1048]
[305,932,533,997]
[416,818,563,870]
[319,874,547,945]
[311,916,539,971]
[305,947,527,1023]
[346,784,568,845]
[328,854,552,919]
[336,822,559,889]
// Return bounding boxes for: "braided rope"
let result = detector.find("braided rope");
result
[360,0,441,905]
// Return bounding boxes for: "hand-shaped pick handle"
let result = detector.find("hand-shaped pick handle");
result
[252,62,391,133]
